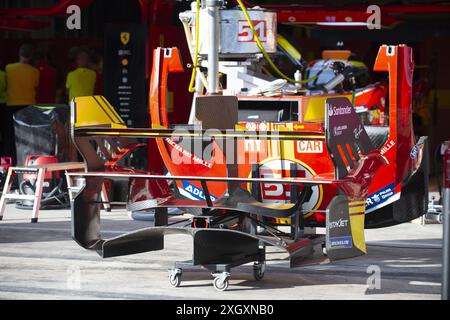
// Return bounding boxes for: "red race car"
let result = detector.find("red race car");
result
[66,44,428,291]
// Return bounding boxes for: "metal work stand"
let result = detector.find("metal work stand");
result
[168,248,266,292]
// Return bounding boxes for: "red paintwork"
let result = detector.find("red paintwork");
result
[276,11,400,28]
[149,48,229,200]
[445,141,450,189]
[238,1,450,28]
[0,157,12,172]
[145,45,421,227]
[354,82,388,125]
[0,16,50,32]
[0,0,92,16]
[23,155,60,180]
[239,1,450,14]
[373,46,418,187]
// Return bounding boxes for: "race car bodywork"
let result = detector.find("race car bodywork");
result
[147,44,428,229]
[68,44,428,290]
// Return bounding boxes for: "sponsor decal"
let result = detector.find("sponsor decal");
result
[366,183,395,210]
[120,32,130,45]
[182,181,218,202]
[256,159,321,212]
[353,125,364,139]
[166,138,213,168]
[329,218,349,230]
[410,145,418,159]
[258,122,267,131]
[296,140,323,153]
[354,104,368,113]
[333,124,348,136]
[380,139,395,155]
[244,139,262,152]
[245,122,257,131]
[238,20,267,42]
[330,236,353,248]
[328,104,352,117]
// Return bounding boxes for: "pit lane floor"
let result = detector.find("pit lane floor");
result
[0,204,443,300]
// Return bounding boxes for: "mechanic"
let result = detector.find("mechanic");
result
[3,44,40,164]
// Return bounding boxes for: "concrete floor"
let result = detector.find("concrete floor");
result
[0,204,444,300]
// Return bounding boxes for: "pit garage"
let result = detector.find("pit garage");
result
[0,0,449,301]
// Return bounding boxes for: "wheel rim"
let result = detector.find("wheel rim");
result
[214,278,228,291]
[169,274,179,287]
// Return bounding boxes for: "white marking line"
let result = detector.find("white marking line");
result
[384,259,432,263]
[409,281,441,287]
[0,219,189,235]
[386,264,441,268]
[0,225,126,235]
[367,241,442,249]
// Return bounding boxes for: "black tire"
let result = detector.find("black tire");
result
[253,263,265,281]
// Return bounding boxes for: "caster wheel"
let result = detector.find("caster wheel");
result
[213,276,229,292]
[168,269,182,288]
[253,262,265,281]
[169,273,181,287]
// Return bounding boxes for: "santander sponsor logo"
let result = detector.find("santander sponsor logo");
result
[328,104,352,116]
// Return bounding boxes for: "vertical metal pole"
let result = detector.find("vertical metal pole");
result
[443,188,450,299]
[442,141,450,299]
[188,72,203,124]
[205,0,220,94]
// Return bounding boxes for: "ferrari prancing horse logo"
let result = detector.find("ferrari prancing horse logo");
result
[120,32,130,45]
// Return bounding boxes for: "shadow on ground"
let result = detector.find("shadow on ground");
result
[0,216,442,298]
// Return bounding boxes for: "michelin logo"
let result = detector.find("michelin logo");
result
[366,183,394,210]
[182,181,218,202]
[330,236,353,248]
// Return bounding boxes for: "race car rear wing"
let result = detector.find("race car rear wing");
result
[69,93,387,263]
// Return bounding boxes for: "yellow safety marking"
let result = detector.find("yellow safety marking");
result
[151,123,166,129]
[83,131,200,137]
[100,96,125,125]
[350,214,367,253]
[349,200,366,206]
[349,206,365,213]
[74,96,126,128]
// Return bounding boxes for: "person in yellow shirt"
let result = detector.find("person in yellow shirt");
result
[66,49,96,104]
[3,44,40,163]
[0,69,6,106]
[6,44,39,107]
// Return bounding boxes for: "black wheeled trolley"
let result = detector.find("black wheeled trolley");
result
[168,247,265,291]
